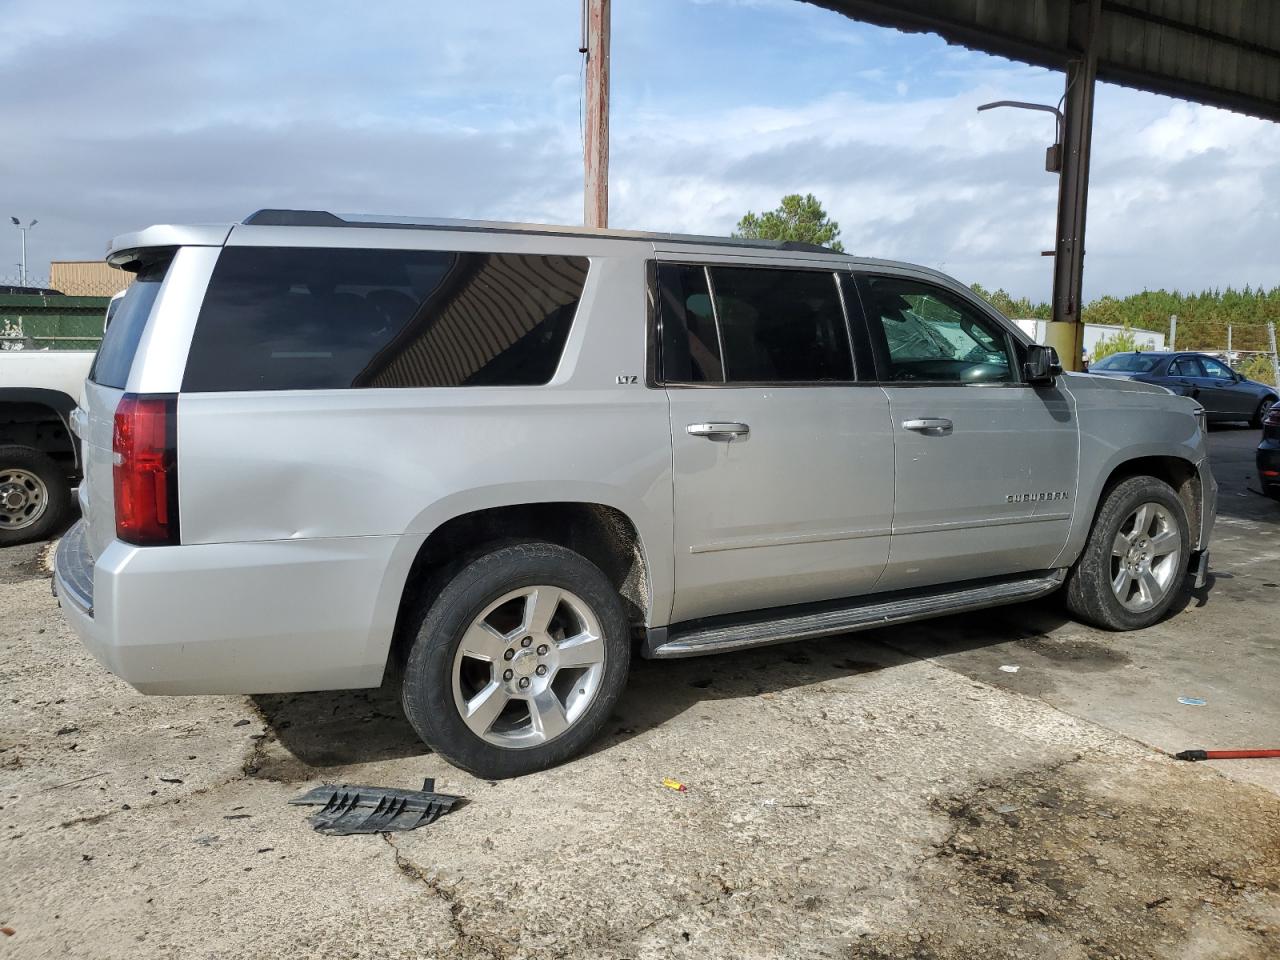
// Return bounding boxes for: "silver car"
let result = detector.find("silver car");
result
[54,210,1216,778]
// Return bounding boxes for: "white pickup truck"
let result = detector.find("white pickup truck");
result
[0,349,96,543]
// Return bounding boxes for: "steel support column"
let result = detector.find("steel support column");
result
[1046,0,1099,372]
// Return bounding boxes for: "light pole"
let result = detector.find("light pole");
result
[10,217,37,288]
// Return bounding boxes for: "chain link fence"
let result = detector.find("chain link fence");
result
[0,274,110,351]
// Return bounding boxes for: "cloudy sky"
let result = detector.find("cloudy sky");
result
[3,0,1277,300]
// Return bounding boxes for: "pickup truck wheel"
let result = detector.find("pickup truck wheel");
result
[0,446,70,546]
[1065,475,1189,631]
[401,541,630,779]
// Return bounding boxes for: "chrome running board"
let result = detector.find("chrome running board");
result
[647,570,1067,659]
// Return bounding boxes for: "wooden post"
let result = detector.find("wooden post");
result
[583,0,610,229]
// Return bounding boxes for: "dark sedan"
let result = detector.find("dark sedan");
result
[1088,352,1278,426]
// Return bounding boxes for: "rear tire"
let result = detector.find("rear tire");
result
[0,446,71,546]
[1251,396,1276,429]
[401,541,630,779]
[1065,475,1189,631]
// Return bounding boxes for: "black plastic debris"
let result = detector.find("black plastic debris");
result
[289,779,463,835]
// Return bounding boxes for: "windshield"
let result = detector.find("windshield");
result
[1092,353,1160,373]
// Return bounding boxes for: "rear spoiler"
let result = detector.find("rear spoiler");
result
[106,224,234,272]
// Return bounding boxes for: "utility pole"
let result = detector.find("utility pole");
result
[1169,314,1177,351]
[1226,325,1233,363]
[582,0,610,229]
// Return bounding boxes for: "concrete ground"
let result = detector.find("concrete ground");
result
[2,427,1278,959]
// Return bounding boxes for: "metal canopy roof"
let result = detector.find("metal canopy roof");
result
[806,0,1280,121]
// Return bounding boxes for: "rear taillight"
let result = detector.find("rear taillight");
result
[1264,404,1280,427]
[113,394,179,546]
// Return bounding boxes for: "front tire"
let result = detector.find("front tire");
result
[401,541,630,779]
[1251,397,1276,429]
[1065,475,1189,631]
[0,446,71,546]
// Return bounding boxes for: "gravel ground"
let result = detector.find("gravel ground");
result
[2,428,1278,959]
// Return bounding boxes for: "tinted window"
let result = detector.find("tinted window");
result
[858,275,1013,383]
[657,264,722,383]
[182,247,588,392]
[709,267,852,383]
[1093,353,1160,373]
[89,261,169,389]
[1168,356,1203,377]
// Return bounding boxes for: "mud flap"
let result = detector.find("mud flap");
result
[1187,550,1209,590]
[290,779,463,835]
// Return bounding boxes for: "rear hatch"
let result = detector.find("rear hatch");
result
[77,261,171,560]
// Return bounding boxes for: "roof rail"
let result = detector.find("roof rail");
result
[241,209,839,255]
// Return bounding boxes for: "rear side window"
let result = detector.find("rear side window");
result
[182,247,589,392]
[89,261,169,389]
[656,264,853,384]
[711,267,852,383]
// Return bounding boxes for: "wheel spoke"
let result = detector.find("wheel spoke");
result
[529,689,569,740]
[556,631,604,669]
[1131,504,1152,539]
[1149,529,1179,557]
[523,586,562,635]
[461,681,509,737]
[458,621,507,662]
[1112,531,1133,558]
[1112,567,1133,598]
[1137,569,1162,606]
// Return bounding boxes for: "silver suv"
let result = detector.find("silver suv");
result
[55,210,1216,778]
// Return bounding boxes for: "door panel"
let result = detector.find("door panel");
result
[879,384,1077,589]
[668,386,895,622]
[851,272,1078,590]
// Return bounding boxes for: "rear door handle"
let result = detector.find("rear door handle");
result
[687,422,750,441]
[902,418,953,434]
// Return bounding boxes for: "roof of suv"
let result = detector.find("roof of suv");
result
[240,209,842,254]
[103,210,958,292]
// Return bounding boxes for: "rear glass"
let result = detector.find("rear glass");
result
[88,261,169,389]
[182,247,589,392]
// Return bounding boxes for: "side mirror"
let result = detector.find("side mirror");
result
[1023,344,1062,384]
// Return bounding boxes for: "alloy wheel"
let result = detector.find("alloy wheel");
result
[1109,502,1181,613]
[451,585,606,749]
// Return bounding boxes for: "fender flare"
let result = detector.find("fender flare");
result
[0,387,81,470]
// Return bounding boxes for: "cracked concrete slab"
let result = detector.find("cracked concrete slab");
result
[1,429,1278,958]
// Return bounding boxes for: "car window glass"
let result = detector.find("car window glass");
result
[183,248,587,391]
[858,275,1013,383]
[1199,357,1232,379]
[1093,353,1160,372]
[89,260,170,389]
[707,267,852,383]
[1170,357,1203,377]
[656,264,723,383]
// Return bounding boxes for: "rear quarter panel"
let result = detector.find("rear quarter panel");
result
[176,252,676,628]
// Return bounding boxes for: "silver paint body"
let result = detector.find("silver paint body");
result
[55,220,1216,694]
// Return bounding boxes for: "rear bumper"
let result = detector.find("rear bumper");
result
[54,520,416,695]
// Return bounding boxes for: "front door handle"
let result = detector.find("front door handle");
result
[902,418,953,434]
[687,422,750,441]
